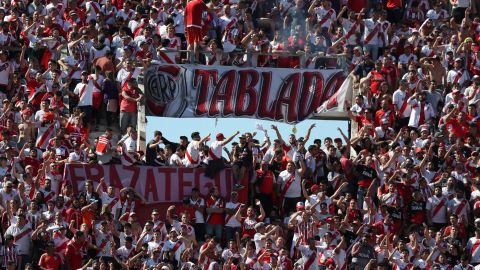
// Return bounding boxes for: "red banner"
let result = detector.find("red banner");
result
[63,164,234,203]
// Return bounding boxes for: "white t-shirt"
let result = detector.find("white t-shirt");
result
[4,225,32,255]
[225,201,241,227]
[189,197,205,223]
[185,140,201,167]
[116,67,142,88]
[278,170,301,198]
[73,82,94,106]
[209,140,223,160]
[426,195,447,223]
[314,7,336,28]
[253,233,266,254]
[0,61,13,86]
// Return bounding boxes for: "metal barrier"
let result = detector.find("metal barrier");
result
[159,48,348,70]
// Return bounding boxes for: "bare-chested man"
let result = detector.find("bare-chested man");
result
[420,55,447,86]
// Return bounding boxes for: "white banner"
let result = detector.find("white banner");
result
[144,64,349,123]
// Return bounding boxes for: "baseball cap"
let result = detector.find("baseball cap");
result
[455,57,463,62]
[310,184,319,193]
[216,133,225,140]
[474,75,480,80]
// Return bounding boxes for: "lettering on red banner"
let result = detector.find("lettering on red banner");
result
[63,164,234,203]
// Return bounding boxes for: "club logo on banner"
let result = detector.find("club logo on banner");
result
[63,164,234,203]
[145,64,348,123]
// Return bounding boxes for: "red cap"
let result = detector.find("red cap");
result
[310,184,319,192]
[216,133,225,140]
[415,147,424,154]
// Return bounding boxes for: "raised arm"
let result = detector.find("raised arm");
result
[336,6,348,23]
[96,178,106,196]
[221,131,240,146]
[301,180,310,199]
[200,133,211,145]
[308,0,319,15]
[303,123,316,143]
[271,125,286,146]
[256,200,266,221]
[297,153,307,177]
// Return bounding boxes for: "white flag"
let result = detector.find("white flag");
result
[315,75,353,118]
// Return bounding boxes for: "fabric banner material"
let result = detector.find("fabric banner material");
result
[63,164,234,203]
[144,64,349,123]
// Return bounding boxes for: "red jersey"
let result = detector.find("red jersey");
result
[23,157,40,176]
[256,170,274,194]
[65,207,82,230]
[370,70,385,95]
[347,0,367,12]
[65,240,85,270]
[185,0,207,28]
[374,109,394,127]
[120,86,140,113]
[445,119,469,138]
[242,217,259,237]
[206,196,224,225]
[39,253,62,270]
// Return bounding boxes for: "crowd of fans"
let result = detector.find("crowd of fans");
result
[4,0,480,269]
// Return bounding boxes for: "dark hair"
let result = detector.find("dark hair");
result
[75,231,84,238]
